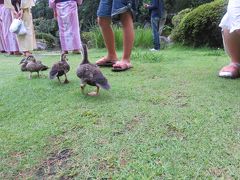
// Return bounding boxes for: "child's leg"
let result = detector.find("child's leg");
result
[96,17,118,64]
[121,11,134,62]
[219,29,240,78]
[112,11,134,70]
[223,29,240,63]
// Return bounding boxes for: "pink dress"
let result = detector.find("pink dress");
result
[0,3,6,51]
[1,6,19,52]
[49,0,83,51]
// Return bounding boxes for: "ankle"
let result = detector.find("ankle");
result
[107,54,118,60]
[231,60,240,66]
[121,59,131,63]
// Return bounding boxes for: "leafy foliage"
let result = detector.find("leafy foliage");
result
[78,0,99,31]
[33,18,58,36]
[171,8,192,27]
[35,32,57,48]
[174,0,213,12]
[32,0,53,19]
[171,0,227,48]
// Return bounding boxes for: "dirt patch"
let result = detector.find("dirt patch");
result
[165,124,186,140]
[112,115,143,136]
[173,91,189,108]
[35,149,75,179]
[208,167,232,179]
[125,116,142,131]
[98,159,116,172]
[119,149,129,167]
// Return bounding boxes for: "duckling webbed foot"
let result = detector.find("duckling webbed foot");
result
[64,79,69,84]
[87,91,99,96]
[87,86,99,96]
[64,74,69,84]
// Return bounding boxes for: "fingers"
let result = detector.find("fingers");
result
[18,10,23,19]
[54,11,57,19]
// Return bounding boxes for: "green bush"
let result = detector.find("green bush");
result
[162,25,173,36]
[171,0,227,48]
[35,33,57,48]
[172,8,192,27]
[33,18,58,36]
[81,31,94,47]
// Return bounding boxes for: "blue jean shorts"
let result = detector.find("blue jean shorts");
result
[97,0,137,20]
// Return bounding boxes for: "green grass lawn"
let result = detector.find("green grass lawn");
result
[0,46,240,179]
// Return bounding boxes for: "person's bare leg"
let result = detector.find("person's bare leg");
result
[96,17,118,64]
[219,28,240,78]
[113,12,134,69]
[223,29,240,63]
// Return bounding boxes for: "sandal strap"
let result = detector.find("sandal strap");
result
[230,63,240,68]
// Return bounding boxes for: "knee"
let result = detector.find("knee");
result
[120,12,133,25]
[98,17,111,28]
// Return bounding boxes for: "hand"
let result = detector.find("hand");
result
[144,3,149,8]
[77,0,83,5]
[54,10,57,19]
[12,10,18,18]
[18,9,23,19]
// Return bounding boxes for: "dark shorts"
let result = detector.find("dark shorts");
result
[97,0,137,20]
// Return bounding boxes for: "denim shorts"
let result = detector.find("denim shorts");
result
[97,0,137,20]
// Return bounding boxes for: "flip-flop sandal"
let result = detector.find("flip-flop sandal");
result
[96,59,117,67]
[219,63,240,79]
[112,63,133,72]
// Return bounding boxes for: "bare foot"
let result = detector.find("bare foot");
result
[24,51,32,57]
[112,60,133,71]
[14,51,22,56]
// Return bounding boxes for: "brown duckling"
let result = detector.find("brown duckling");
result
[22,55,48,79]
[19,58,28,72]
[49,54,70,84]
[76,44,110,96]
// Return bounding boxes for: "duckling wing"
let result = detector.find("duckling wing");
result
[76,64,94,82]
[92,68,110,90]
[49,63,60,79]
[63,62,70,73]
[37,61,48,71]
[26,62,38,72]
[21,63,28,71]
[40,65,49,71]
